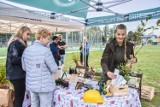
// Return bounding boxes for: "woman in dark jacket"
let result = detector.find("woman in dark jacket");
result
[6,26,31,107]
[101,24,137,81]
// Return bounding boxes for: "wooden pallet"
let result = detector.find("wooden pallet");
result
[141,85,154,101]
[110,85,128,96]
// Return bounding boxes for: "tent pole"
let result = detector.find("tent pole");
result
[83,26,87,67]
[72,31,73,51]
[10,21,11,33]
[66,32,68,46]
[82,29,84,66]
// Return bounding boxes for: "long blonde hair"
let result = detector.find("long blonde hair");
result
[115,24,127,63]
[7,26,31,46]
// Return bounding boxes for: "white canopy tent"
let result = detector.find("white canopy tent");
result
[0,2,84,33]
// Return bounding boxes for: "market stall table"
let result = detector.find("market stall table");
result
[23,80,141,107]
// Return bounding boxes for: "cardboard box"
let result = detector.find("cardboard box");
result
[110,85,128,96]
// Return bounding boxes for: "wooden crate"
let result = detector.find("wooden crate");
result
[110,85,128,96]
[141,85,154,101]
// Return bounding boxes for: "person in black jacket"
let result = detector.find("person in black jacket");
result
[101,24,137,81]
[58,34,68,66]
[6,26,31,107]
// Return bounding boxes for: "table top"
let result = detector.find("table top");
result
[23,80,141,107]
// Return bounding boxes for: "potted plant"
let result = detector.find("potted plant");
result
[0,64,9,89]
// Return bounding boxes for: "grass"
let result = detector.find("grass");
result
[0,47,7,57]
[133,45,160,107]
[0,45,160,106]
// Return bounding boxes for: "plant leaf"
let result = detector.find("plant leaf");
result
[146,27,152,30]
[156,19,160,26]
[146,16,152,22]
[141,21,145,27]
[137,27,141,32]
[143,29,147,32]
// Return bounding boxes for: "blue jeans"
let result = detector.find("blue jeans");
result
[30,91,53,107]
[60,55,65,65]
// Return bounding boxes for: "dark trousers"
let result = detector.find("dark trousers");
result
[10,78,25,107]
[54,56,59,66]
[80,53,89,67]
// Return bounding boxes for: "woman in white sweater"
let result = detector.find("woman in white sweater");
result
[22,28,58,107]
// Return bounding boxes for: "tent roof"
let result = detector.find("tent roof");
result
[5,0,160,26]
[0,2,84,33]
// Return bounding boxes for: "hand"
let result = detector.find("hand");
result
[58,45,63,49]
[106,71,116,79]
[130,58,136,63]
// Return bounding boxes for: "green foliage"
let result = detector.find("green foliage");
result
[118,63,132,81]
[146,15,152,22]
[102,35,106,45]
[127,31,141,44]
[109,36,114,42]
[147,40,153,44]
[156,19,160,26]
[141,21,145,27]
[0,64,8,84]
[86,26,103,46]
[72,53,80,63]
[103,25,116,42]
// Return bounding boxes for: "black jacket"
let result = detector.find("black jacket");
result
[6,40,26,80]
[101,38,135,73]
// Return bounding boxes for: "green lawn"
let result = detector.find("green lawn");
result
[0,45,160,106]
[0,47,7,57]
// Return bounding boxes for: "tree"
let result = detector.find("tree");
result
[133,17,160,55]
[127,31,141,44]
[85,26,103,47]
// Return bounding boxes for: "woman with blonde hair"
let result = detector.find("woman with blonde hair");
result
[22,28,58,107]
[6,26,31,107]
[101,24,137,81]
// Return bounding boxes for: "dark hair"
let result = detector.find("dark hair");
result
[114,24,127,33]
[52,36,58,41]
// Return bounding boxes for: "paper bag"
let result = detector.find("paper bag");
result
[0,89,14,107]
